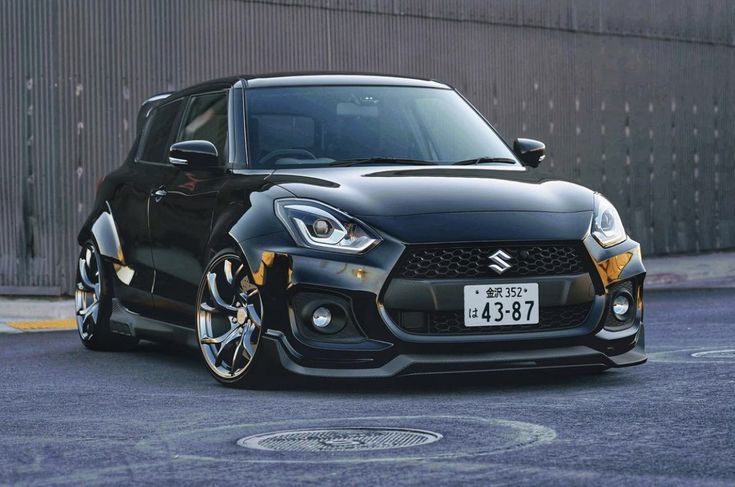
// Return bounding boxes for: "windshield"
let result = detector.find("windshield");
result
[245,85,519,169]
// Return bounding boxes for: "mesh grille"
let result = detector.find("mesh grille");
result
[388,302,592,335]
[395,244,587,279]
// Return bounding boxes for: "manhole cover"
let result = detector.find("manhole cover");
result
[691,349,735,359]
[237,427,442,452]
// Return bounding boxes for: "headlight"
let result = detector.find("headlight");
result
[591,194,627,248]
[275,199,381,253]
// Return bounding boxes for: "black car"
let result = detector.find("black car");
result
[76,73,646,387]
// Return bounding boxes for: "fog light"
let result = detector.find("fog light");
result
[312,306,332,328]
[612,293,633,321]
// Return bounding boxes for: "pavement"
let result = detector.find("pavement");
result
[1,288,734,485]
[1,250,734,485]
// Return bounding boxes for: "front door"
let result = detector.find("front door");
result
[148,91,230,327]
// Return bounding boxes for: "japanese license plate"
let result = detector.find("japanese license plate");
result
[463,283,539,327]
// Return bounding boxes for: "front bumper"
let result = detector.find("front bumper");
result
[236,229,646,378]
[262,325,646,378]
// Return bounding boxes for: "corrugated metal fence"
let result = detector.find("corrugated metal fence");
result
[1,0,734,294]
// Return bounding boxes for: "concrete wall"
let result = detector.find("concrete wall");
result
[2,0,734,294]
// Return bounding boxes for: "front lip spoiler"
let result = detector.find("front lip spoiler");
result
[262,326,646,379]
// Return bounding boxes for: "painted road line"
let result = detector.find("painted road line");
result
[5,319,77,332]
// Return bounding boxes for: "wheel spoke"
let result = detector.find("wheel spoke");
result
[246,303,261,327]
[82,308,96,335]
[76,298,94,316]
[223,259,235,285]
[77,300,99,320]
[236,288,258,307]
[200,325,240,346]
[230,337,244,375]
[214,342,227,367]
[213,327,241,367]
[78,257,95,289]
[241,323,256,359]
[206,273,238,313]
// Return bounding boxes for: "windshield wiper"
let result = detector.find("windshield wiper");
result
[452,156,517,166]
[330,157,436,167]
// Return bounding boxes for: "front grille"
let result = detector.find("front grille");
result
[395,243,587,279]
[388,302,593,335]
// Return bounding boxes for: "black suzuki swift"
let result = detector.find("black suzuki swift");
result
[76,73,646,387]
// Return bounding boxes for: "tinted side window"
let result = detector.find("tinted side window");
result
[178,92,228,163]
[138,99,183,163]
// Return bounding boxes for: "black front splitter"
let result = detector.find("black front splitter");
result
[262,326,646,379]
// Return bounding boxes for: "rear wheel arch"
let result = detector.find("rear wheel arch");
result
[80,203,126,265]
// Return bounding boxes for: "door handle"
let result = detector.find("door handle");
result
[151,188,167,202]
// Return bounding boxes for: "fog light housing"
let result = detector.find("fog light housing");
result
[312,306,332,328]
[610,290,635,325]
[291,292,362,339]
[612,294,631,320]
[604,280,638,331]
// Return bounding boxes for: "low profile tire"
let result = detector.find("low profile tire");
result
[75,239,138,351]
[196,249,273,388]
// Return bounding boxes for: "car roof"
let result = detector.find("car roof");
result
[245,73,451,89]
[169,72,451,97]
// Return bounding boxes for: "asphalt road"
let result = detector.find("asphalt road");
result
[2,289,734,486]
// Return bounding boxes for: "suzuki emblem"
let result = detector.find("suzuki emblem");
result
[488,249,512,274]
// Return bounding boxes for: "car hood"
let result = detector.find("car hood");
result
[269,166,594,214]
[268,166,595,243]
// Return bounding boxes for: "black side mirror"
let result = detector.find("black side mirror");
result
[169,140,220,169]
[513,138,546,168]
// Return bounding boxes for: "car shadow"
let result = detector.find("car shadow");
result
[281,367,641,396]
[127,340,202,368]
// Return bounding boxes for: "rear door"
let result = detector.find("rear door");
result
[108,98,184,314]
[148,90,230,326]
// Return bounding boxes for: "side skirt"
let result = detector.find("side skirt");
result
[109,298,198,348]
